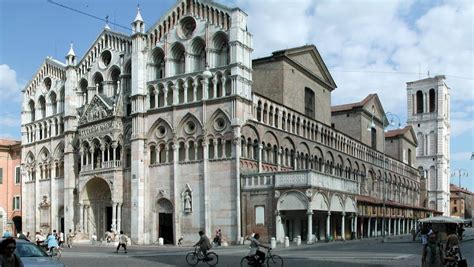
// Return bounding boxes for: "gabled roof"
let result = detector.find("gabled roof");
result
[450,184,473,195]
[23,57,66,93]
[147,0,234,35]
[385,125,418,146]
[76,28,131,68]
[331,94,377,113]
[253,45,337,91]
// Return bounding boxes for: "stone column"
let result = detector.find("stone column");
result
[184,143,189,161]
[277,149,282,171]
[201,79,209,100]
[202,140,211,235]
[163,88,169,106]
[354,215,358,238]
[388,218,391,236]
[368,217,371,237]
[258,144,263,172]
[112,202,117,231]
[326,211,331,240]
[374,217,378,237]
[117,203,122,232]
[212,77,217,98]
[307,210,313,244]
[397,218,401,235]
[172,85,178,105]
[183,84,188,103]
[193,82,197,101]
[79,204,84,232]
[341,212,346,241]
[276,212,284,243]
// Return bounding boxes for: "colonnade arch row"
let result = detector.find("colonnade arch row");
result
[275,190,358,243]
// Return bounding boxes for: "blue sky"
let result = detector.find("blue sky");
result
[0,0,473,191]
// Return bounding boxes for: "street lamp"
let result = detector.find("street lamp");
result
[367,111,401,243]
[451,169,469,188]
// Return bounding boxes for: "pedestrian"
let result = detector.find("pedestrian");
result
[411,227,416,241]
[0,238,24,267]
[2,230,12,238]
[457,224,465,241]
[420,224,429,245]
[26,232,30,240]
[421,232,443,267]
[66,229,75,248]
[178,236,184,247]
[18,232,29,241]
[91,232,97,245]
[213,229,222,247]
[58,231,64,247]
[115,231,128,253]
[46,232,60,254]
[35,232,45,246]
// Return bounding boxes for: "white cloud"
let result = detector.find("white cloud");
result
[233,0,473,118]
[0,115,20,127]
[451,151,473,162]
[0,64,22,102]
[451,118,474,137]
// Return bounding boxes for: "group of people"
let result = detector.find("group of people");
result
[421,232,465,267]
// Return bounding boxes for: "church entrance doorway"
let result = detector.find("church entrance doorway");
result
[157,198,174,244]
[80,177,112,239]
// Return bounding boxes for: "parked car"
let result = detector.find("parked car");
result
[1,238,66,267]
[464,218,473,227]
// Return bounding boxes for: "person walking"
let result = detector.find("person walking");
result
[66,229,75,248]
[421,232,443,267]
[444,234,463,267]
[115,231,128,253]
[0,238,24,267]
[2,230,12,238]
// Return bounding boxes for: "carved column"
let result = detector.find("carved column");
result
[184,142,189,161]
[183,83,188,103]
[307,209,313,244]
[117,203,122,232]
[163,88,169,106]
[213,139,218,159]
[172,85,178,105]
[193,81,197,102]
[90,148,95,170]
[202,139,211,235]
[79,203,84,233]
[201,78,209,100]
[258,144,263,172]
[341,212,346,241]
[112,202,117,231]
[212,77,217,98]
[101,145,105,168]
[277,149,282,171]
[326,211,331,240]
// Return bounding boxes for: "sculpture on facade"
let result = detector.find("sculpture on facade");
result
[182,184,193,214]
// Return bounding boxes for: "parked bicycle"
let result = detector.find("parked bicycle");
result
[186,246,219,266]
[241,247,283,267]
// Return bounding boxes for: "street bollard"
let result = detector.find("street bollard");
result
[240,237,244,245]
[271,237,276,249]
[158,237,164,246]
[284,236,290,248]
[296,235,301,246]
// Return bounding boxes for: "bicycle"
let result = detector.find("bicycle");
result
[47,246,62,260]
[240,247,283,267]
[186,246,219,266]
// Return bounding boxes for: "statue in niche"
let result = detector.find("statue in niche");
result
[184,190,192,214]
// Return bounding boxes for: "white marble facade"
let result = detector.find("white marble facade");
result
[21,0,252,244]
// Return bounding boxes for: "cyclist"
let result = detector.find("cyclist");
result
[194,231,212,261]
[248,233,269,264]
[45,231,60,255]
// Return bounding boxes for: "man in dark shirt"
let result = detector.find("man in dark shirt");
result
[194,231,212,260]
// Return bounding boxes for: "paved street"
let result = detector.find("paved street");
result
[59,228,474,267]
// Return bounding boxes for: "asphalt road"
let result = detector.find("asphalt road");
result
[59,228,474,267]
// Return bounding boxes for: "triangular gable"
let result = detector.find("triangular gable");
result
[78,94,113,125]
[385,126,418,146]
[76,29,131,73]
[147,0,233,41]
[283,45,337,90]
[360,94,388,125]
[23,57,66,95]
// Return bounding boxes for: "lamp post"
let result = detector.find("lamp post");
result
[451,169,469,188]
[368,111,401,243]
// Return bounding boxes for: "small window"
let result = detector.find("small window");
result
[15,166,21,184]
[13,196,21,210]
[371,128,377,149]
[255,206,265,225]
[305,88,315,119]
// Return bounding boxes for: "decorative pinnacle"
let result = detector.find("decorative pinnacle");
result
[134,4,144,22]
[67,42,75,57]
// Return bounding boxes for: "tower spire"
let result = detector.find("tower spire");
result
[134,4,144,23]
[131,4,145,34]
[66,42,76,66]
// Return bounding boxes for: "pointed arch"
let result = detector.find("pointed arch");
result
[147,117,174,140]
[277,190,308,211]
[37,146,51,162]
[329,194,343,212]
[177,112,203,138]
[53,142,65,160]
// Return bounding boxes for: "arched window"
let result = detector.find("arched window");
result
[49,92,57,115]
[171,43,185,75]
[429,89,436,112]
[38,96,46,119]
[416,90,423,114]
[150,145,156,164]
[28,100,35,122]
[93,72,104,94]
[151,48,165,80]
[213,32,229,67]
[79,79,88,105]
[191,37,206,72]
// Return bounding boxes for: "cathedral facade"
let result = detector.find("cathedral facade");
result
[21,0,432,245]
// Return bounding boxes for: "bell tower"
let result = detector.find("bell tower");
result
[406,75,451,215]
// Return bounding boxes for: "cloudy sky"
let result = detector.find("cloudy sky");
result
[0,0,472,190]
